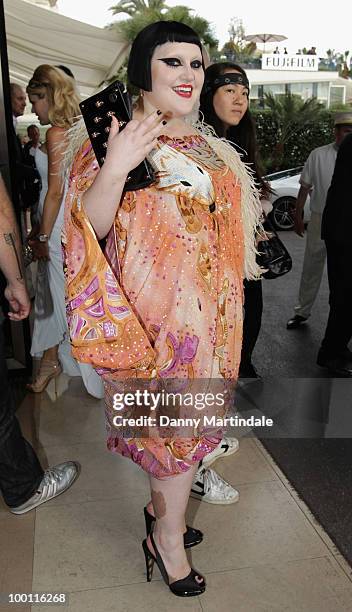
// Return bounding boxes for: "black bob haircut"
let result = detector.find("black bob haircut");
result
[127,21,204,91]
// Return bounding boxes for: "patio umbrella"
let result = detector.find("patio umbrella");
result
[244,33,287,52]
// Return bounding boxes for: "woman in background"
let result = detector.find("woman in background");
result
[27,65,103,398]
[200,61,272,378]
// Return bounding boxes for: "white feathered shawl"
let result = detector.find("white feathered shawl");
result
[61,118,263,280]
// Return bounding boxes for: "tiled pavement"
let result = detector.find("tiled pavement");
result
[1,374,352,612]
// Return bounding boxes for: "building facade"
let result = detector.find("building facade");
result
[245,55,352,108]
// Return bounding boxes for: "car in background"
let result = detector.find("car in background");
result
[266,167,311,231]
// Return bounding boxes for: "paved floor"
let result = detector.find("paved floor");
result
[254,229,330,378]
[2,231,352,612]
[1,375,352,612]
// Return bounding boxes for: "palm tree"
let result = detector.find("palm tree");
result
[264,92,324,169]
[109,0,218,49]
[111,0,168,17]
[163,6,218,48]
[107,0,218,86]
[221,39,257,64]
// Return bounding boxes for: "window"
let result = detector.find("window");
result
[290,82,313,99]
[329,85,346,107]
[263,83,286,96]
[317,82,329,100]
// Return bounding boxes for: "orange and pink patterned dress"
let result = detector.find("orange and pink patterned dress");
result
[63,133,255,479]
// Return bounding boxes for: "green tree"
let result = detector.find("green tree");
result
[220,18,258,64]
[110,0,218,48]
[340,50,351,78]
[109,0,218,84]
[110,0,218,85]
[111,0,167,17]
[263,93,324,169]
[253,107,334,173]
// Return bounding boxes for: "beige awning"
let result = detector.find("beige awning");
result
[4,0,130,97]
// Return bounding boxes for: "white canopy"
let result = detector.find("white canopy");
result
[4,0,130,97]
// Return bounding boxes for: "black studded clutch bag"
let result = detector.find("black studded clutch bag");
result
[79,80,155,191]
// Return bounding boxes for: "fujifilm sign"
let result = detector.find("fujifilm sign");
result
[262,54,319,71]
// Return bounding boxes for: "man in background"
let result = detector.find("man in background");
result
[286,113,352,330]
[318,133,352,376]
[0,176,79,514]
[23,124,41,165]
[10,83,28,216]
[10,83,41,217]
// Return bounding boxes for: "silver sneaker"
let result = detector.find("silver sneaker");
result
[190,466,239,505]
[202,437,239,468]
[9,461,80,515]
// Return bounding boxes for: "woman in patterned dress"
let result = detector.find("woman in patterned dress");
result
[63,22,262,597]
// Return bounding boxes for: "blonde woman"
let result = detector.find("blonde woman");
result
[27,65,103,397]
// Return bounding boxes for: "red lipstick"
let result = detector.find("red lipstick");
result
[173,84,193,98]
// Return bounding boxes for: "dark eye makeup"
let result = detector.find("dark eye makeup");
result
[159,58,181,67]
[159,58,203,69]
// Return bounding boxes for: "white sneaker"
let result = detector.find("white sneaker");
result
[202,437,239,468]
[9,462,80,515]
[190,467,239,505]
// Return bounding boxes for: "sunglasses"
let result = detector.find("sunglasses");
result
[28,79,50,89]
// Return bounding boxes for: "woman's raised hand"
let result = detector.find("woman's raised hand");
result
[103,110,166,181]
[82,109,167,238]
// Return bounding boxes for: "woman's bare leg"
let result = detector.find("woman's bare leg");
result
[147,463,198,582]
[42,345,59,362]
[27,344,61,392]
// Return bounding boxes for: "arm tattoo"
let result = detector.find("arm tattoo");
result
[4,231,24,281]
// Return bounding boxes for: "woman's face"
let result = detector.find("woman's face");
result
[29,92,50,125]
[144,42,204,118]
[212,69,249,129]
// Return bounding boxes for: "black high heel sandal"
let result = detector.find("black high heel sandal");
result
[142,532,206,597]
[143,506,203,548]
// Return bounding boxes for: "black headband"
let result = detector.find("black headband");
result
[204,73,250,95]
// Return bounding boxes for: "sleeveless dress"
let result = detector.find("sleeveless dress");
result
[31,147,104,398]
[63,133,261,477]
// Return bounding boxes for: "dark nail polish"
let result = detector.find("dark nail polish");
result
[157,110,162,115]
[162,120,167,125]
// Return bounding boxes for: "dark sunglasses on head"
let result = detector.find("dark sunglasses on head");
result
[28,79,50,89]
